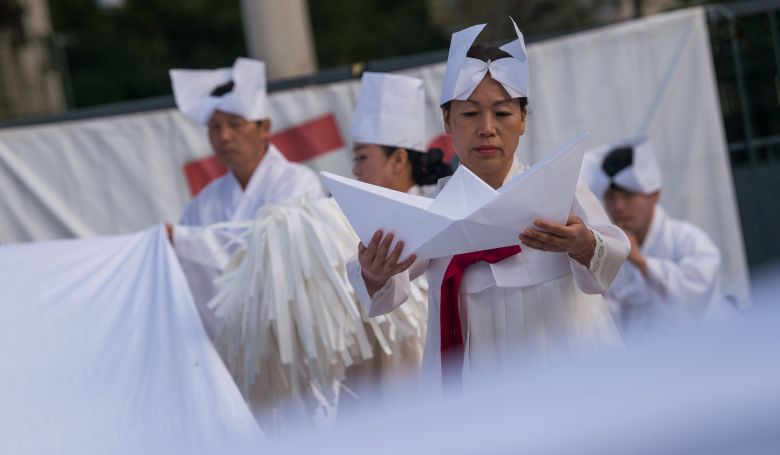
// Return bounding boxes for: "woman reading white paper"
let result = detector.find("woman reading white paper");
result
[347,19,631,388]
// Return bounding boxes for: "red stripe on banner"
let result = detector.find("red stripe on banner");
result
[183,156,227,196]
[427,134,456,163]
[271,113,344,162]
[182,113,344,196]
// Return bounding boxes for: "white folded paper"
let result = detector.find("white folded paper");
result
[321,132,589,260]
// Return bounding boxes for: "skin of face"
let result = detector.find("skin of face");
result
[207,110,271,184]
[352,143,414,192]
[603,186,659,243]
[442,74,526,189]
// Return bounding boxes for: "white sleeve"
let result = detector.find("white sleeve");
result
[171,225,227,338]
[346,256,429,317]
[568,180,631,294]
[290,165,326,199]
[640,228,722,315]
[178,199,199,226]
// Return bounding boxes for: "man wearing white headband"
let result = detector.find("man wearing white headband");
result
[166,58,324,334]
[347,20,630,390]
[169,57,324,228]
[582,137,723,343]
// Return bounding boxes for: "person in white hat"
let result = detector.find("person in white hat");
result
[169,57,324,230]
[165,58,324,334]
[582,137,724,344]
[351,71,452,196]
[347,19,630,390]
[340,72,450,404]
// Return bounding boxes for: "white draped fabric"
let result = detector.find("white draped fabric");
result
[0,226,265,454]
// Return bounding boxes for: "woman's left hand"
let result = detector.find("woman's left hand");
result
[519,215,595,266]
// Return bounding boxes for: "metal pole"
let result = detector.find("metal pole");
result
[634,0,643,18]
[711,5,757,166]
[53,34,75,110]
[769,9,780,165]
[768,9,780,107]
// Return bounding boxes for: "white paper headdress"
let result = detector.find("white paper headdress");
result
[169,57,268,125]
[440,17,529,105]
[351,72,427,151]
[581,136,662,198]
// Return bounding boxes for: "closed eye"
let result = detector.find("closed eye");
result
[461,111,479,117]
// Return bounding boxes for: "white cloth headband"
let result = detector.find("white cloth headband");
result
[581,136,662,197]
[440,17,529,105]
[169,57,267,126]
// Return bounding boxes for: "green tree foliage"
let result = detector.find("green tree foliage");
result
[307,0,447,67]
[49,0,245,108]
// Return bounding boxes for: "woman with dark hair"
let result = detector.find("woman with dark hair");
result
[353,145,452,196]
[351,71,452,196]
[342,71,442,402]
[348,20,631,389]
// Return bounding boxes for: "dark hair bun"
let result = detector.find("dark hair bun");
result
[408,148,453,186]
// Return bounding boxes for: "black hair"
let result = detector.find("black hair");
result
[208,79,267,126]
[381,146,453,186]
[210,80,235,97]
[602,146,634,178]
[440,44,529,111]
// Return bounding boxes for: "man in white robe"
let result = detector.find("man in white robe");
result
[582,137,724,344]
[170,57,323,228]
[167,58,324,331]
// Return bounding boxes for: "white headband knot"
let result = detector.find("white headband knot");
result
[169,57,267,126]
[440,17,529,105]
[581,136,663,198]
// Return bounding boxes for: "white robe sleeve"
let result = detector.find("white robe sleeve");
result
[171,224,228,337]
[347,256,429,317]
[615,227,721,315]
[568,181,631,294]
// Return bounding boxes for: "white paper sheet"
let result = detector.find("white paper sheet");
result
[322,132,588,260]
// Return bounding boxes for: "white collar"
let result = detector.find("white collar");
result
[641,204,666,252]
[225,143,285,194]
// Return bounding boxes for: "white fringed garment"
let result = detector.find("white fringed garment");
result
[206,197,427,431]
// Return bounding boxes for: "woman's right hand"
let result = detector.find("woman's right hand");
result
[358,230,416,296]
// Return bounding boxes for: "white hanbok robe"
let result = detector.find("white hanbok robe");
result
[173,144,324,333]
[347,158,630,388]
[341,184,430,406]
[606,206,724,343]
[178,144,324,226]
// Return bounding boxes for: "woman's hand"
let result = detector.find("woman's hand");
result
[519,215,596,266]
[358,230,417,296]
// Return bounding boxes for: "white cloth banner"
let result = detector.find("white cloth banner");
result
[0,227,265,454]
[0,7,748,300]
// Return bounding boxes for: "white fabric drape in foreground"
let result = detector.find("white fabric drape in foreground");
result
[0,226,264,454]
